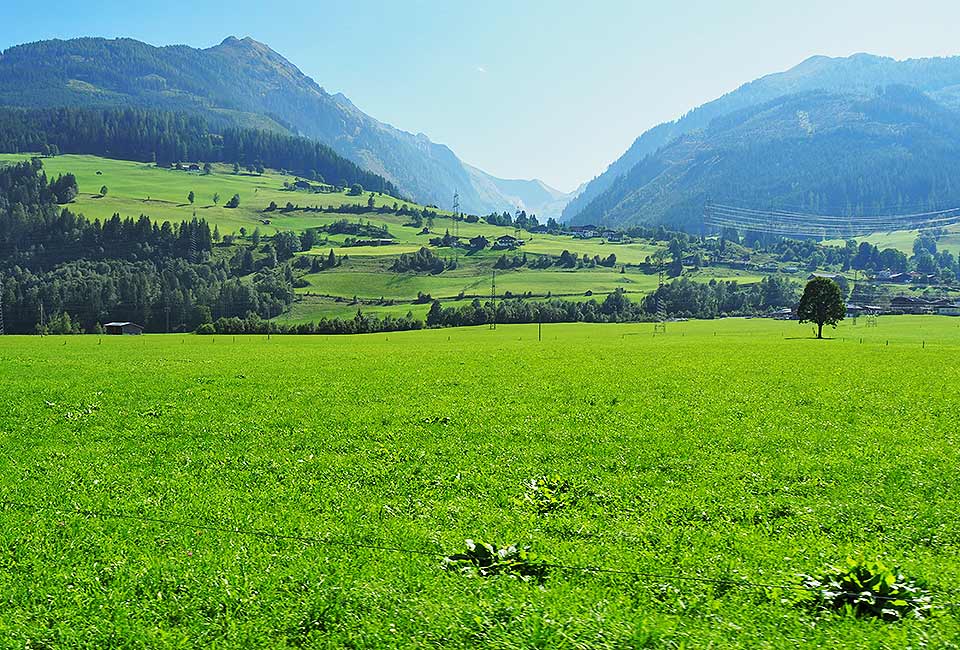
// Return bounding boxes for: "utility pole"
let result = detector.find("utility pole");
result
[489,269,497,330]
[0,276,4,336]
[538,307,542,342]
[39,302,44,336]
[654,257,667,334]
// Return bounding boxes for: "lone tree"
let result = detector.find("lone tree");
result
[99,185,108,197]
[798,276,845,339]
[188,191,195,204]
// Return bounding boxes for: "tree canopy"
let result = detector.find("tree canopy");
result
[797,277,845,339]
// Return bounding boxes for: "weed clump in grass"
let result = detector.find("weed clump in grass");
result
[519,476,574,515]
[798,557,933,620]
[443,539,548,582]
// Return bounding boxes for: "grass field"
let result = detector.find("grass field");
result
[0,154,426,234]
[825,223,960,256]
[0,153,663,263]
[1,316,959,647]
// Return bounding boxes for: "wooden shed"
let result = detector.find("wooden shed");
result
[104,321,144,335]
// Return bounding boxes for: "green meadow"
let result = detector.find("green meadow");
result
[0,153,425,234]
[0,153,701,311]
[0,153,660,264]
[825,223,960,256]
[1,316,959,647]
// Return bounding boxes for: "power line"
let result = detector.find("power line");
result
[0,498,956,605]
[0,499,438,557]
[705,201,960,238]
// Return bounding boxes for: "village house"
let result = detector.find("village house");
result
[492,234,524,250]
[890,296,933,314]
[808,272,844,281]
[352,238,395,247]
[568,224,599,239]
[936,303,960,316]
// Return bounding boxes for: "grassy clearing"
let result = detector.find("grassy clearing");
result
[824,223,960,256]
[1,316,959,646]
[0,153,669,263]
[274,296,432,323]
[0,153,424,234]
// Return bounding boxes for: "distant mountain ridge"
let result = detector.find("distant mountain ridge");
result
[565,53,960,228]
[0,35,571,216]
[464,164,575,219]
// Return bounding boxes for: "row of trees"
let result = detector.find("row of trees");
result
[640,275,800,320]
[200,311,425,336]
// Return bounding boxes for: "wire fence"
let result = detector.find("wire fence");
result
[1,498,957,607]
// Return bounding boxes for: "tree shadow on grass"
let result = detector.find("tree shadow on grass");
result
[784,336,836,340]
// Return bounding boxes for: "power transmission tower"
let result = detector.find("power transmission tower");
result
[452,191,461,262]
[489,269,497,330]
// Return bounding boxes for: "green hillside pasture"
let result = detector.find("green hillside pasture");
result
[298,264,659,301]
[296,253,765,305]
[825,223,960,256]
[1,154,667,264]
[291,211,665,265]
[1,316,959,646]
[0,154,424,233]
[274,296,433,323]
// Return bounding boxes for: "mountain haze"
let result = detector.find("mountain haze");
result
[565,53,960,228]
[0,36,571,216]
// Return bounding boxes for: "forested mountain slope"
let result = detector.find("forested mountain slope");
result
[572,86,960,231]
[565,53,960,226]
[0,36,569,215]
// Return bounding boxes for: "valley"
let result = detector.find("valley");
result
[3,21,960,648]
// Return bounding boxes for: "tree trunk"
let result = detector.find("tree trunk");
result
[817,322,823,339]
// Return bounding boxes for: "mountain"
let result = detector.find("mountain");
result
[464,165,575,218]
[570,84,960,232]
[0,36,570,216]
[564,53,960,227]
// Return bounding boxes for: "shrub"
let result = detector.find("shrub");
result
[798,557,933,620]
[443,539,548,582]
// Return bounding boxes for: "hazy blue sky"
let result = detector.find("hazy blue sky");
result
[2,0,959,191]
